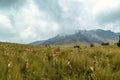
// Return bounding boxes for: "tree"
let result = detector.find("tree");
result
[90,43,94,47]
[117,35,120,47]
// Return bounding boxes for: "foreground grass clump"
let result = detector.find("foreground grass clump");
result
[0,42,120,80]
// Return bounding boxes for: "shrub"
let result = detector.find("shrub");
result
[101,42,109,46]
[117,36,120,47]
[90,44,94,47]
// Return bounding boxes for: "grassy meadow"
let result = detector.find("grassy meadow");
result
[0,42,120,80]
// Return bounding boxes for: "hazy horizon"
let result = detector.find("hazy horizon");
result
[0,0,120,43]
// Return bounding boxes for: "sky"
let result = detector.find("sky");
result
[0,0,120,43]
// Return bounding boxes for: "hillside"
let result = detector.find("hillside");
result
[31,29,119,45]
[0,42,120,80]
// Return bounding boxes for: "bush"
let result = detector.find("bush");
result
[117,40,120,47]
[90,44,94,47]
[117,36,120,47]
[101,42,109,46]
[117,42,120,47]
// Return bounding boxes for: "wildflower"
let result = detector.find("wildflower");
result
[7,59,12,73]
[25,59,29,69]
[90,66,94,72]
[66,59,72,75]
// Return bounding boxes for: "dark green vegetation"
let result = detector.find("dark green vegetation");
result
[117,36,120,47]
[0,42,120,80]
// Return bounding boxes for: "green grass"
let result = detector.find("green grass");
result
[0,42,120,80]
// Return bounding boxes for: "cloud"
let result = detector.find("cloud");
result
[0,14,17,43]
[90,0,120,23]
[3,0,61,43]
[0,0,26,9]
[1,0,85,43]
[0,14,14,35]
[92,0,120,32]
[58,0,84,33]
[0,0,120,43]
[34,0,62,22]
[34,0,85,34]
[20,27,37,43]
[96,7,120,24]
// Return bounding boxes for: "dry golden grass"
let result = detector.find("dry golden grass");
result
[0,42,120,80]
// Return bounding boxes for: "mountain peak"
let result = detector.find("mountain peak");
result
[30,29,119,45]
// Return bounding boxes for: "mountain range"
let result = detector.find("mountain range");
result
[30,29,120,45]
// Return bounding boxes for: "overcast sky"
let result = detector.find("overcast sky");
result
[0,0,120,43]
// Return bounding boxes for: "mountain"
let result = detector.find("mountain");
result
[116,32,120,36]
[30,40,45,45]
[30,29,119,45]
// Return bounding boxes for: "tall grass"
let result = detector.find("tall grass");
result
[0,42,120,80]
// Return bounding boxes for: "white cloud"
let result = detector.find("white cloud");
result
[10,0,61,43]
[92,0,120,16]
[0,0,120,43]
[0,14,16,35]
[52,22,60,32]
[20,27,37,43]
[0,14,12,29]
